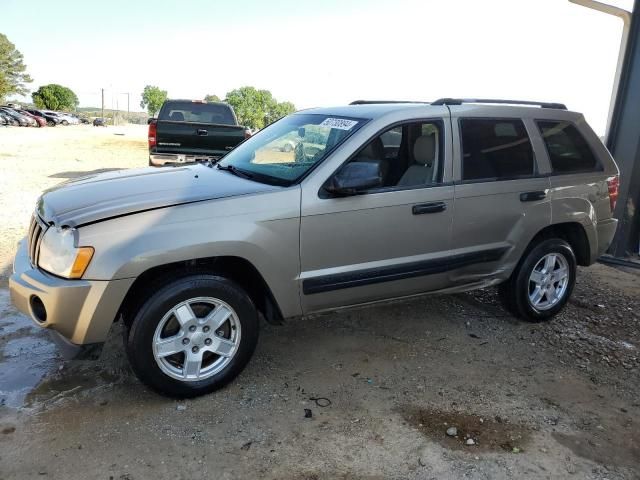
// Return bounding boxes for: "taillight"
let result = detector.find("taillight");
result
[148,120,157,149]
[607,175,619,212]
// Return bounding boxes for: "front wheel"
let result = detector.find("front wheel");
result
[125,275,259,397]
[499,238,576,322]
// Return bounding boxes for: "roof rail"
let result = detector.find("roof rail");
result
[350,100,428,105]
[431,98,567,110]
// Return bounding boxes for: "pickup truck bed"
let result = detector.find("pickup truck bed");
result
[149,100,246,166]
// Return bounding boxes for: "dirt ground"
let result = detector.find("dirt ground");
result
[0,126,639,479]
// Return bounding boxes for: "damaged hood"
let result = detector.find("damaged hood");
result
[37,164,279,227]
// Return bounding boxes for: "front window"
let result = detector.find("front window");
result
[335,120,445,190]
[218,113,366,186]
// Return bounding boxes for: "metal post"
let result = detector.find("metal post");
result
[606,0,640,256]
[569,0,631,144]
[101,88,104,120]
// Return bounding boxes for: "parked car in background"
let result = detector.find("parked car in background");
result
[42,111,70,125]
[59,113,80,125]
[148,99,248,166]
[93,117,107,127]
[25,109,60,126]
[0,107,32,126]
[75,114,91,124]
[0,113,8,126]
[8,98,619,398]
[15,109,46,127]
[1,112,19,126]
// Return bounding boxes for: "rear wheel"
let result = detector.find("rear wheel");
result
[125,274,259,397]
[498,238,576,322]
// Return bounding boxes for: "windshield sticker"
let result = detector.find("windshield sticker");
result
[319,118,358,130]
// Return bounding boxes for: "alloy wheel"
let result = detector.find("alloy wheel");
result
[528,253,570,311]
[152,297,241,381]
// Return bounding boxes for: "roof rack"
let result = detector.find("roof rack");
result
[349,100,428,105]
[431,98,567,110]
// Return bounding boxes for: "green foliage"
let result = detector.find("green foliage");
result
[204,94,221,103]
[267,100,296,125]
[224,86,295,129]
[140,85,168,117]
[0,33,32,102]
[32,84,79,110]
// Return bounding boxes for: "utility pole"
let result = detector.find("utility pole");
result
[101,88,104,119]
[120,92,130,123]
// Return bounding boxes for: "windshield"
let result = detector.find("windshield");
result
[218,113,366,185]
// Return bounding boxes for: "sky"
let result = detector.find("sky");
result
[1,0,634,135]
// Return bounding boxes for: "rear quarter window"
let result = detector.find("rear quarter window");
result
[536,121,601,173]
[460,118,535,181]
[159,102,236,125]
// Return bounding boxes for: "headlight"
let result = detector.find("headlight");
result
[38,227,94,279]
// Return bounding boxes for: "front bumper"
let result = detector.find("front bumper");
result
[9,239,134,349]
[149,152,221,166]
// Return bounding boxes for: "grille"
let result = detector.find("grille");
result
[26,214,47,267]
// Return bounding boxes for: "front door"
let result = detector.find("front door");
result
[299,118,455,314]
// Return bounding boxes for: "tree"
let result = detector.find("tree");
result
[0,33,32,102]
[140,85,167,116]
[266,100,296,125]
[32,84,79,110]
[204,94,221,103]
[224,86,296,129]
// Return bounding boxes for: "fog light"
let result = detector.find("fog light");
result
[30,295,47,323]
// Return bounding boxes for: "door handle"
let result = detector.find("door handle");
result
[197,129,208,136]
[412,202,447,215]
[520,191,547,202]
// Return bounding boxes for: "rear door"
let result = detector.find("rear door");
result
[449,111,551,284]
[156,101,245,156]
[299,114,456,314]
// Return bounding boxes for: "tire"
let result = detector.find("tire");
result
[125,274,259,397]
[498,238,576,322]
[47,121,55,126]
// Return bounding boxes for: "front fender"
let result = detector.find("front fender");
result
[78,189,302,318]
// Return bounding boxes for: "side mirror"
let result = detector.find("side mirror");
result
[147,117,156,125]
[298,127,306,138]
[324,161,383,196]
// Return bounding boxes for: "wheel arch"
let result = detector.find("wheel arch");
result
[117,256,285,328]
[525,222,591,266]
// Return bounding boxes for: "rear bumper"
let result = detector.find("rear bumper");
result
[149,152,222,166]
[9,239,134,347]
[595,217,618,260]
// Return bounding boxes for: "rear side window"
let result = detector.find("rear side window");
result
[537,121,600,173]
[460,119,534,181]
[159,101,236,125]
